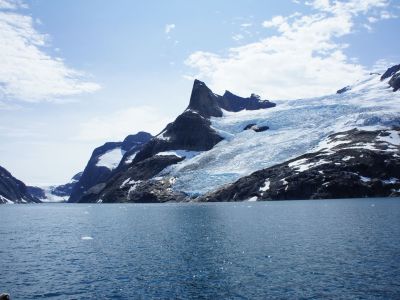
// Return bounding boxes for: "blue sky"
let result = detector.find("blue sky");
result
[0,0,399,185]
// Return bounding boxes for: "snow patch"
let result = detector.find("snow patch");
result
[96,148,124,170]
[0,195,14,204]
[156,150,200,159]
[157,131,171,141]
[124,151,138,164]
[247,196,258,202]
[360,176,372,183]
[377,131,400,146]
[260,179,270,192]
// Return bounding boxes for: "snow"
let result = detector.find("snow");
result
[127,180,142,195]
[0,195,14,204]
[289,158,330,172]
[342,156,353,161]
[377,131,400,146]
[154,73,400,195]
[38,187,68,202]
[383,178,399,184]
[124,151,138,164]
[96,148,125,170]
[247,196,258,202]
[156,150,200,159]
[260,179,270,192]
[360,176,372,183]
[156,131,171,141]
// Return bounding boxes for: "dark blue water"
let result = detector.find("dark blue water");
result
[1,198,400,299]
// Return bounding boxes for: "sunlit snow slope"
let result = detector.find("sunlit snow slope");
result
[162,73,399,195]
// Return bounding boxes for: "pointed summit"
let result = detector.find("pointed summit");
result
[187,80,223,118]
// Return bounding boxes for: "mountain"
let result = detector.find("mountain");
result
[76,80,276,203]
[68,132,152,203]
[82,64,399,203]
[27,172,82,202]
[200,128,400,201]
[0,165,41,204]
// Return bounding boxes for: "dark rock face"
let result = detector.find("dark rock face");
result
[0,166,40,204]
[381,64,400,80]
[199,129,400,202]
[68,132,152,203]
[187,80,276,117]
[133,111,223,163]
[187,80,223,118]
[244,124,269,132]
[79,155,185,203]
[337,86,351,94]
[389,73,400,92]
[0,293,10,300]
[218,91,276,112]
[381,64,400,92]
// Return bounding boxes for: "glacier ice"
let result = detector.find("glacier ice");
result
[160,73,400,195]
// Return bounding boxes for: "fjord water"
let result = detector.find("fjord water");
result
[1,199,400,299]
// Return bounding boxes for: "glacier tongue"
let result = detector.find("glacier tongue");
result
[160,73,400,195]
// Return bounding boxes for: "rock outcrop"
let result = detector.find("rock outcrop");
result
[0,166,40,204]
[68,132,152,203]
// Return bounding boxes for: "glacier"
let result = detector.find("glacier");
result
[160,72,400,195]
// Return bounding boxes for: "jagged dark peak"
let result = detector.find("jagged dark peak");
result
[381,64,400,80]
[219,90,276,112]
[187,79,276,117]
[187,79,223,118]
[133,110,223,163]
[122,131,152,147]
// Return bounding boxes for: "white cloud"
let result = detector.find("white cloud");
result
[262,15,287,29]
[0,0,26,10]
[165,23,176,34]
[240,23,252,27]
[232,34,244,41]
[0,1,100,103]
[185,0,396,100]
[76,106,173,142]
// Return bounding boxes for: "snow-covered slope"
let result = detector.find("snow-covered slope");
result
[162,72,399,195]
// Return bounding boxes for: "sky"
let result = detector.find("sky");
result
[0,0,399,186]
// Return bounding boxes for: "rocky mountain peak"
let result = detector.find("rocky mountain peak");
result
[381,64,400,80]
[187,79,223,118]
